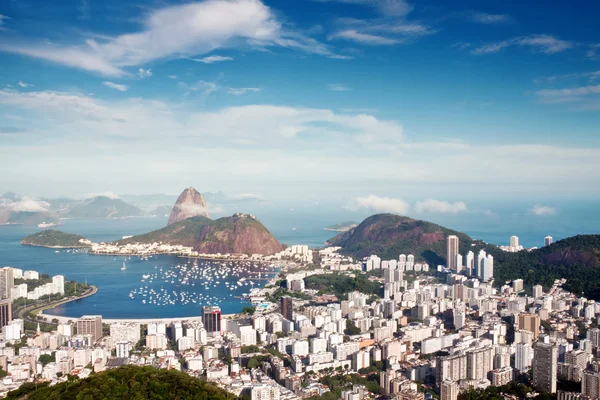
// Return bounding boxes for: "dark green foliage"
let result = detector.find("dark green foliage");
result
[457,382,540,400]
[21,230,90,248]
[327,214,473,265]
[310,372,381,400]
[478,235,600,299]
[6,365,238,400]
[115,215,282,254]
[38,353,55,366]
[304,273,383,299]
[241,345,261,354]
[242,306,256,315]
[344,320,361,335]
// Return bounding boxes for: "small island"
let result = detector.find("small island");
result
[324,221,358,232]
[21,229,93,249]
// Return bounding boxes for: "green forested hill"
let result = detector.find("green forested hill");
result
[481,234,600,298]
[6,365,238,400]
[327,213,473,265]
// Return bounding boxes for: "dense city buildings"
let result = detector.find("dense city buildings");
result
[0,242,596,399]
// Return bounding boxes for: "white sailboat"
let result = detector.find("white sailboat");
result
[121,261,127,271]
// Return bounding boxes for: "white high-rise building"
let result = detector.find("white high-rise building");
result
[481,255,494,282]
[510,236,519,249]
[406,255,415,270]
[465,251,474,276]
[115,341,130,358]
[515,343,533,372]
[447,235,459,271]
[477,250,486,277]
[455,254,463,274]
[544,236,553,247]
[52,275,65,295]
[533,285,544,298]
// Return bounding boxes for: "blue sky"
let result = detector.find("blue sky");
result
[0,0,599,215]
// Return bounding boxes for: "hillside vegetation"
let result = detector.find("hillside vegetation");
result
[327,213,473,265]
[116,214,284,255]
[481,235,600,298]
[6,365,238,400]
[21,230,90,248]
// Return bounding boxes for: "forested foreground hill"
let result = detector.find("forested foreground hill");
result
[6,366,239,400]
[482,234,600,298]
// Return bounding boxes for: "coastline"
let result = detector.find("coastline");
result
[21,242,91,249]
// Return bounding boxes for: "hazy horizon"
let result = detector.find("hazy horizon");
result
[1,0,599,210]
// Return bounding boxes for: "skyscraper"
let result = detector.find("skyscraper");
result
[455,254,463,274]
[202,306,222,337]
[515,343,533,372]
[481,255,494,282]
[0,299,12,328]
[477,250,486,277]
[510,236,519,249]
[447,235,459,271]
[545,236,553,247]
[533,341,558,394]
[465,251,474,276]
[0,267,14,300]
[281,296,293,321]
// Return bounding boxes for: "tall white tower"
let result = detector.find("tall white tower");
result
[447,235,459,271]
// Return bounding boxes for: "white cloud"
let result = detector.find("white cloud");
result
[17,81,33,88]
[473,35,572,55]
[346,195,410,214]
[181,80,219,95]
[102,81,129,92]
[414,199,467,214]
[316,0,413,17]
[138,68,152,79]
[86,191,120,199]
[536,84,600,103]
[0,0,344,76]
[168,75,178,79]
[328,29,399,45]
[529,204,557,216]
[234,193,264,200]
[469,12,511,24]
[1,89,600,198]
[227,87,260,95]
[5,197,50,212]
[193,55,234,64]
[329,14,435,46]
[327,83,351,92]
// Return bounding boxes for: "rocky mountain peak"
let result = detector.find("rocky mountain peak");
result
[167,187,210,225]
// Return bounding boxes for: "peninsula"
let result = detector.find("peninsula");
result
[21,230,92,249]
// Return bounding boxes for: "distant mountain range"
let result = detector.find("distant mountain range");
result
[0,190,266,225]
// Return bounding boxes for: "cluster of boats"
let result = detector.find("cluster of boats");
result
[127,259,278,307]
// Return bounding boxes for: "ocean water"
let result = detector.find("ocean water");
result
[0,200,598,319]
[0,219,277,319]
